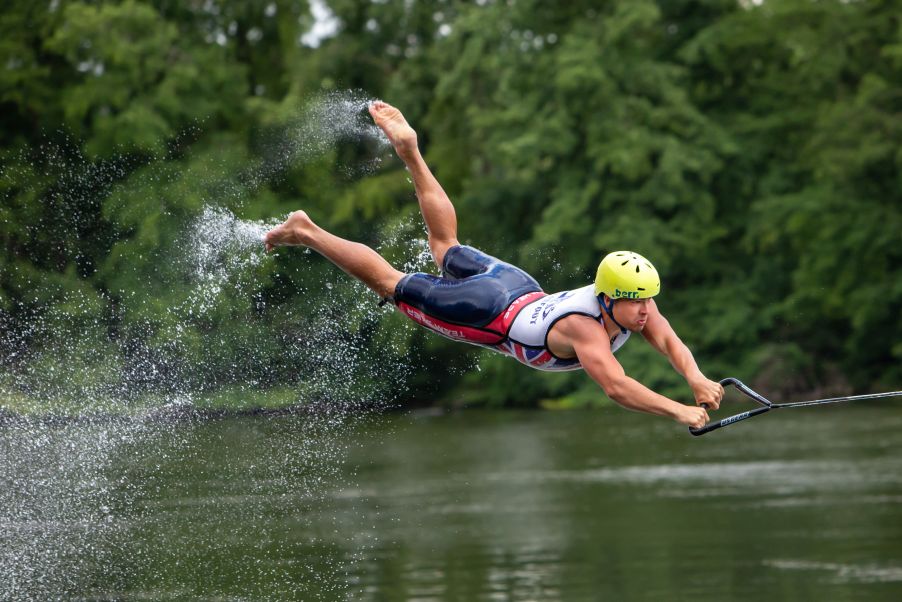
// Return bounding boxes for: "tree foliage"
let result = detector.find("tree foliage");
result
[2,0,900,410]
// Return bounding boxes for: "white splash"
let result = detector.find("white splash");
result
[192,207,273,275]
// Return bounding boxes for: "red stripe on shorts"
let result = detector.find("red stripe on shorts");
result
[396,291,546,346]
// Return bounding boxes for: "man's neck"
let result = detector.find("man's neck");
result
[600,309,625,338]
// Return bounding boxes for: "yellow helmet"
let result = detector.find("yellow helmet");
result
[594,251,661,300]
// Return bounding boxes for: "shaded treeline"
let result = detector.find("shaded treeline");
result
[1,0,900,409]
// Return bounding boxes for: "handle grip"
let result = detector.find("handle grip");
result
[687,377,775,437]
[689,406,772,436]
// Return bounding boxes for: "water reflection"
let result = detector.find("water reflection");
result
[2,405,902,600]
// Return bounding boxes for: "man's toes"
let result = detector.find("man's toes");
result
[368,100,387,118]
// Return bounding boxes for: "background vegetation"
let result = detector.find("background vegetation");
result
[2,0,901,412]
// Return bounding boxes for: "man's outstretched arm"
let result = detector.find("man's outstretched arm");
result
[641,299,724,409]
[558,316,710,429]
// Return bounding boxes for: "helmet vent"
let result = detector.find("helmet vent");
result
[638,287,645,291]
[621,260,629,266]
[635,265,640,273]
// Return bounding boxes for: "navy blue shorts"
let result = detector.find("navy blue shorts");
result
[394,245,543,329]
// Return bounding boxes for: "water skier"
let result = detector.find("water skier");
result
[264,101,723,429]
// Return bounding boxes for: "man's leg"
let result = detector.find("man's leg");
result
[264,211,405,299]
[368,101,460,270]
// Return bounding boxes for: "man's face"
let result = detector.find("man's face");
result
[612,298,650,332]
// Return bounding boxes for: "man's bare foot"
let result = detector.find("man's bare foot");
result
[368,100,418,160]
[263,210,317,253]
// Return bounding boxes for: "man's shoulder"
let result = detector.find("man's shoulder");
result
[553,312,606,339]
[546,312,608,360]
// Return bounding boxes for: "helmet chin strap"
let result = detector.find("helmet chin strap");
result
[598,295,628,334]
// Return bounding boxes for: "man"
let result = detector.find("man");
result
[264,101,723,429]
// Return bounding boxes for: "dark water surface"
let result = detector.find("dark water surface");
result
[2,403,902,601]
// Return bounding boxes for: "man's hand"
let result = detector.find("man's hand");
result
[675,404,710,429]
[690,377,724,411]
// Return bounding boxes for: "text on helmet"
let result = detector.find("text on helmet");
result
[613,289,639,299]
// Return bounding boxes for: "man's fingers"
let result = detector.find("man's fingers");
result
[716,383,725,400]
[680,406,711,429]
[688,408,710,429]
[701,382,723,410]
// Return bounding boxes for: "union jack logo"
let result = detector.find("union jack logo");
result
[496,340,582,371]
[498,340,558,369]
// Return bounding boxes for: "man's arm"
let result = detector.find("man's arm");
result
[640,299,724,409]
[556,316,710,428]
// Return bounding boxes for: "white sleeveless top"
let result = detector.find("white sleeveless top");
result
[494,285,631,372]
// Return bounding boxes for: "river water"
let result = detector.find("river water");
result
[2,403,902,601]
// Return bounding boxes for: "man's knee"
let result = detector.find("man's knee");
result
[376,270,406,299]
